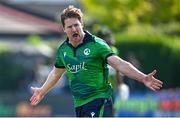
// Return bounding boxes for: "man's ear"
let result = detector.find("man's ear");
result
[60,23,65,32]
[62,27,65,32]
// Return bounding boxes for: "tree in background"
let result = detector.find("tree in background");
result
[80,0,180,32]
[80,0,180,89]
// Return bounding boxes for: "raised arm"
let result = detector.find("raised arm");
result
[30,66,65,106]
[107,55,163,91]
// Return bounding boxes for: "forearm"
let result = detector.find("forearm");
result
[120,61,146,82]
[40,67,64,96]
[108,56,146,83]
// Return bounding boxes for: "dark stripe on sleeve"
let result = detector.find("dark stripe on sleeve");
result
[105,53,116,63]
[54,63,65,68]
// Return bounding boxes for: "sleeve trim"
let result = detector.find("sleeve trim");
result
[54,64,65,68]
[105,53,116,63]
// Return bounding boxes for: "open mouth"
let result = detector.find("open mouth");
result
[72,33,79,38]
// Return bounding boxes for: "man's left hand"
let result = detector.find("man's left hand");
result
[143,70,163,91]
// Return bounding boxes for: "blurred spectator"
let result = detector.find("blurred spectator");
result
[96,26,123,91]
[96,26,130,115]
[96,26,129,94]
[124,52,142,91]
[117,78,130,101]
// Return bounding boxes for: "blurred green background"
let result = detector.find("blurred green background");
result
[0,0,180,117]
[81,0,180,90]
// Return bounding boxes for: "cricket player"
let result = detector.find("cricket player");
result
[30,5,163,117]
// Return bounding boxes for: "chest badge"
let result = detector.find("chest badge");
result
[84,48,90,56]
[63,52,66,57]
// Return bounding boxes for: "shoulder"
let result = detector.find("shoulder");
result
[91,36,112,52]
[92,35,109,46]
[84,31,108,46]
[57,40,67,50]
[55,40,68,55]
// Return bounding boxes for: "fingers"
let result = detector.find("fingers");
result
[154,79,163,87]
[30,95,40,106]
[153,81,162,88]
[152,84,160,90]
[31,86,34,90]
[148,82,161,91]
[30,95,34,102]
[30,94,42,106]
[147,70,163,91]
[30,96,36,105]
[155,79,163,85]
[150,78,163,91]
[149,70,157,77]
[149,86,156,91]
[30,86,41,106]
[31,86,37,93]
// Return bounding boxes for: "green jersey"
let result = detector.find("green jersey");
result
[55,31,115,107]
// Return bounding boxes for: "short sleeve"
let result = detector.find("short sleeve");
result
[97,40,115,63]
[54,48,65,68]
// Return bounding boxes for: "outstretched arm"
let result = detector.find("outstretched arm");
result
[107,55,163,91]
[30,66,65,106]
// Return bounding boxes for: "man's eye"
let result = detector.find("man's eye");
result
[74,24,79,27]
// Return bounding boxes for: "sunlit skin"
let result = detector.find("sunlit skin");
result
[107,56,163,91]
[63,18,85,47]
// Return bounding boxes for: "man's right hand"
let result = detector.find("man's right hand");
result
[30,87,44,106]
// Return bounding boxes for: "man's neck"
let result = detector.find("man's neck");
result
[70,39,83,47]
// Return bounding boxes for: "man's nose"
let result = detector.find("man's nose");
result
[71,26,76,32]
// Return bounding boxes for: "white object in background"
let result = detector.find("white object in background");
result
[118,83,130,101]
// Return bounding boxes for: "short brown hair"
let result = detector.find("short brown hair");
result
[61,5,83,27]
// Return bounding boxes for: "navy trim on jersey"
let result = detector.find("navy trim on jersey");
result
[54,64,65,68]
[65,31,95,57]
[105,53,115,64]
[54,31,96,67]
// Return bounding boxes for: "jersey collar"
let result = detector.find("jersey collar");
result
[66,31,94,49]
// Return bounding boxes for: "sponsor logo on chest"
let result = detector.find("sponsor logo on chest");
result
[67,62,87,73]
[64,48,91,73]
